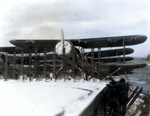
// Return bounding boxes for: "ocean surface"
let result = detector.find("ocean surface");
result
[128,57,150,91]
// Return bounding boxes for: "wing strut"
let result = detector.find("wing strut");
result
[109,67,121,77]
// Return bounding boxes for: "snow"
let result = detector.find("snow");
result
[0,79,108,116]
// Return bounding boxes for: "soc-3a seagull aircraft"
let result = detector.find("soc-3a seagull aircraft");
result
[0,29,147,80]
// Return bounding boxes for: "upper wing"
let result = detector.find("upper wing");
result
[9,35,147,53]
[70,35,147,48]
[9,40,60,53]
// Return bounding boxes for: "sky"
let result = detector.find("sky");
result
[0,0,150,57]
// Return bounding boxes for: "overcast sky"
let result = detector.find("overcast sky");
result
[0,0,149,57]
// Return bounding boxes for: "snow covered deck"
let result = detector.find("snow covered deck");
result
[0,79,108,116]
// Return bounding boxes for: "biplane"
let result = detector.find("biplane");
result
[0,29,147,80]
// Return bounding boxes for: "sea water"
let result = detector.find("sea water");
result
[128,57,150,91]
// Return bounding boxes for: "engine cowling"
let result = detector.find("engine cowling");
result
[55,40,73,59]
